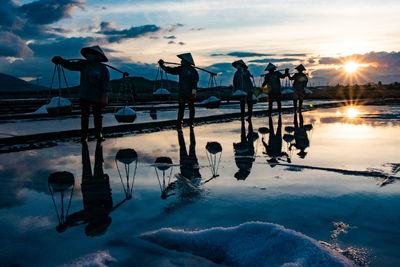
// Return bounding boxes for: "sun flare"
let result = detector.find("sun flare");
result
[345,107,360,118]
[343,62,359,73]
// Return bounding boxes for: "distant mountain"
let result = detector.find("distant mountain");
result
[0,73,49,92]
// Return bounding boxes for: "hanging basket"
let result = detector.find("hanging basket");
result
[153,88,171,101]
[46,97,73,116]
[258,127,269,135]
[48,171,75,192]
[281,88,294,95]
[154,157,173,171]
[257,93,268,102]
[232,90,247,100]
[202,96,221,109]
[283,133,295,143]
[206,142,222,154]
[115,106,137,123]
[115,148,138,164]
[285,126,295,133]
[251,94,257,104]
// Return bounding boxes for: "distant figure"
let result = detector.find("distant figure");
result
[291,111,310,158]
[52,46,110,142]
[262,63,289,114]
[262,114,289,167]
[233,118,256,180]
[66,141,113,236]
[158,53,199,128]
[289,64,308,112]
[232,60,254,121]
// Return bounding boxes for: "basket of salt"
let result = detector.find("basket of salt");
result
[203,96,221,109]
[46,97,73,115]
[153,88,171,101]
[115,106,137,123]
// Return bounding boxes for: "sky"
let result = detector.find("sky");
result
[0,0,400,87]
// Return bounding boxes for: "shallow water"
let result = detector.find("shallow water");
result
[1,105,400,266]
[0,100,336,136]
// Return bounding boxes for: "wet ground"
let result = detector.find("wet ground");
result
[1,105,400,266]
[0,100,337,136]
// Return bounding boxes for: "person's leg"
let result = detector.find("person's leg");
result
[247,93,253,121]
[177,97,185,128]
[93,102,103,140]
[299,97,303,112]
[189,98,195,126]
[268,96,273,114]
[240,100,245,119]
[277,96,282,114]
[80,98,90,142]
[293,99,297,113]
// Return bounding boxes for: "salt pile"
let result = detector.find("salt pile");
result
[33,104,48,114]
[115,106,136,123]
[153,88,171,95]
[140,221,355,267]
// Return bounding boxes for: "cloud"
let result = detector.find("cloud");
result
[190,27,206,31]
[163,35,176,39]
[101,24,161,43]
[211,51,274,58]
[19,0,85,25]
[0,31,33,58]
[168,40,175,44]
[319,57,341,64]
[178,42,185,45]
[166,23,184,32]
[282,53,307,57]
[249,58,300,63]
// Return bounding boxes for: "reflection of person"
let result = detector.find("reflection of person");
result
[289,64,308,112]
[233,118,256,180]
[66,141,113,236]
[52,46,110,142]
[262,63,289,114]
[291,111,310,158]
[178,127,201,182]
[232,60,254,121]
[262,114,289,166]
[158,53,199,128]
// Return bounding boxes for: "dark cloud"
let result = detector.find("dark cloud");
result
[319,57,341,64]
[101,24,161,43]
[190,27,206,31]
[282,53,307,57]
[178,42,185,46]
[166,23,184,32]
[29,36,94,58]
[0,31,33,57]
[308,58,316,64]
[211,51,275,58]
[249,58,300,63]
[168,40,175,44]
[19,0,85,25]
[163,35,176,39]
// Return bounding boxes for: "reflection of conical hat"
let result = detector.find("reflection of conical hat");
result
[177,53,195,65]
[265,63,277,70]
[295,64,306,71]
[81,45,108,62]
[232,60,247,68]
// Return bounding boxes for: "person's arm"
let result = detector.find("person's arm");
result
[158,59,180,75]
[261,75,267,87]
[52,56,83,71]
[101,66,110,93]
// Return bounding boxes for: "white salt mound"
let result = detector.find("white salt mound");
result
[139,221,355,267]
[47,97,72,108]
[207,96,220,102]
[116,106,136,116]
[153,88,171,95]
[61,250,115,267]
[232,90,247,96]
[33,104,48,114]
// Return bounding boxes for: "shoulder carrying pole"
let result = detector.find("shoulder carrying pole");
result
[163,61,218,76]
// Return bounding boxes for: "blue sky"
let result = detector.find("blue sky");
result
[1,0,400,87]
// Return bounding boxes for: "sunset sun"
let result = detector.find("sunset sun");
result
[343,62,360,73]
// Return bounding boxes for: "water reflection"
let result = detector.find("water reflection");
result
[285,112,312,159]
[233,118,256,180]
[204,141,223,182]
[154,157,175,199]
[262,114,290,167]
[66,141,113,236]
[115,148,138,200]
[48,171,75,233]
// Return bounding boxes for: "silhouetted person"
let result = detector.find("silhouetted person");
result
[262,63,289,114]
[291,111,310,158]
[66,141,113,236]
[178,127,201,182]
[158,53,199,128]
[52,46,110,142]
[262,114,289,167]
[233,118,256,180]
[289,64,308,112]
[232,60,254,121]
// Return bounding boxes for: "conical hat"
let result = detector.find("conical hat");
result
[232,59,247,68]
[81,45,108,62]
[177,53,195,65]
[295,64,306,71]
[265,63,277,71]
